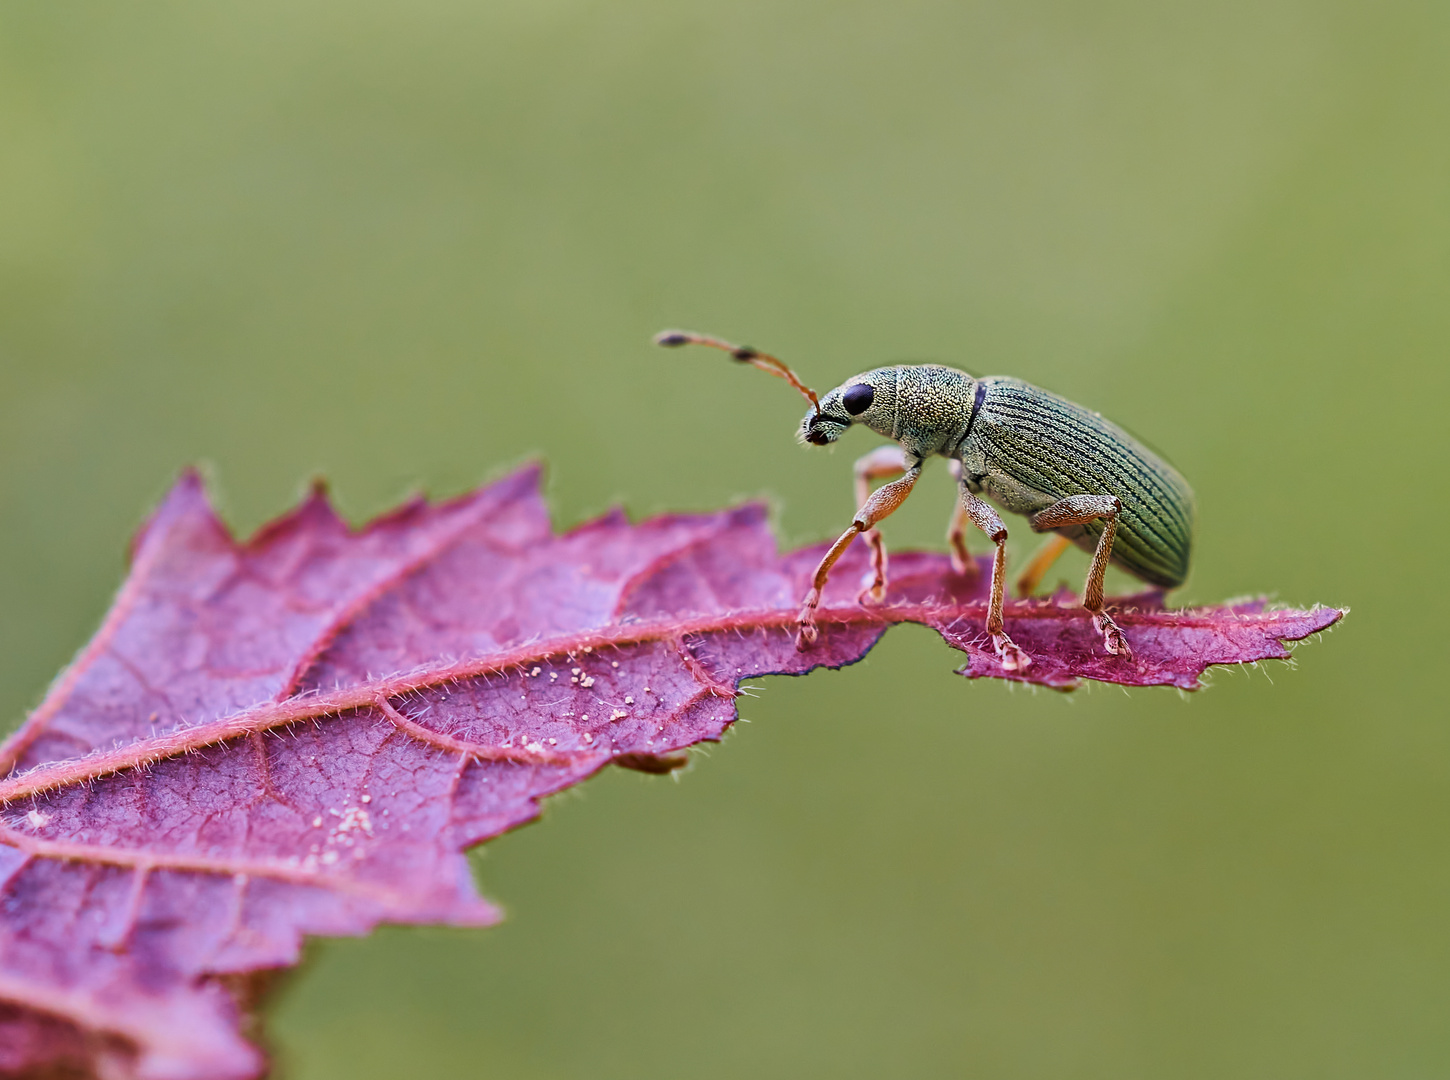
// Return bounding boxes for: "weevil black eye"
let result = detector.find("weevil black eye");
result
[842,383,874,415]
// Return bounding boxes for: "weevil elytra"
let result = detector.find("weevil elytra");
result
[655,330,1195,671]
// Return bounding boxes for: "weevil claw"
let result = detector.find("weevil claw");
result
[856,580,886,606]
[992,632,1031,671]
[1093,613,1132,658]
[795,591,822,650]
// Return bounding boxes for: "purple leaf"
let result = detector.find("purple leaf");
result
[0,466,1342,1079]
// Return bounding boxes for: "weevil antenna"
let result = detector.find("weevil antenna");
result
[654,329,821,416]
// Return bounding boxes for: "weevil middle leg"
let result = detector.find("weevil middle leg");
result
[957,486,1030,671]
[797,460,921,646]
[1028,494,1131,656]
[945,460,978,578]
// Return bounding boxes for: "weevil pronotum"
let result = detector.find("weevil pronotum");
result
[655,330,1195,670]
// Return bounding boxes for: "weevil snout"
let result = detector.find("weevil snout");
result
[799,407,851,445]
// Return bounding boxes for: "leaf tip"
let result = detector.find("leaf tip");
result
[127,466,228,564]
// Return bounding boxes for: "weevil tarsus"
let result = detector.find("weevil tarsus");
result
[655,331,1195,668]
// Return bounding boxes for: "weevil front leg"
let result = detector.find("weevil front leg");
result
[957,487,1030,671]
[854,446,913,603]
[797,461,921,647]
[1029,495,1131,657]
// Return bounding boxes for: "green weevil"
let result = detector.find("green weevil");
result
[655,329,1195,671]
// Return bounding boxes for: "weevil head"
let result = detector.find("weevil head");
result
[798,368,898,446]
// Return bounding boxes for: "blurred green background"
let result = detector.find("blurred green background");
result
[1,1,1445,1077]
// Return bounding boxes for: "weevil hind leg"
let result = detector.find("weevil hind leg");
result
[853,446,913,604]
[1015,534,1072,597]
[957,487,1030,671]
[1028,495,1130,657]
[797,457,921,648]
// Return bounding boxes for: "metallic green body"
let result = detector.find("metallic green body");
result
[802,364,1195,589]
